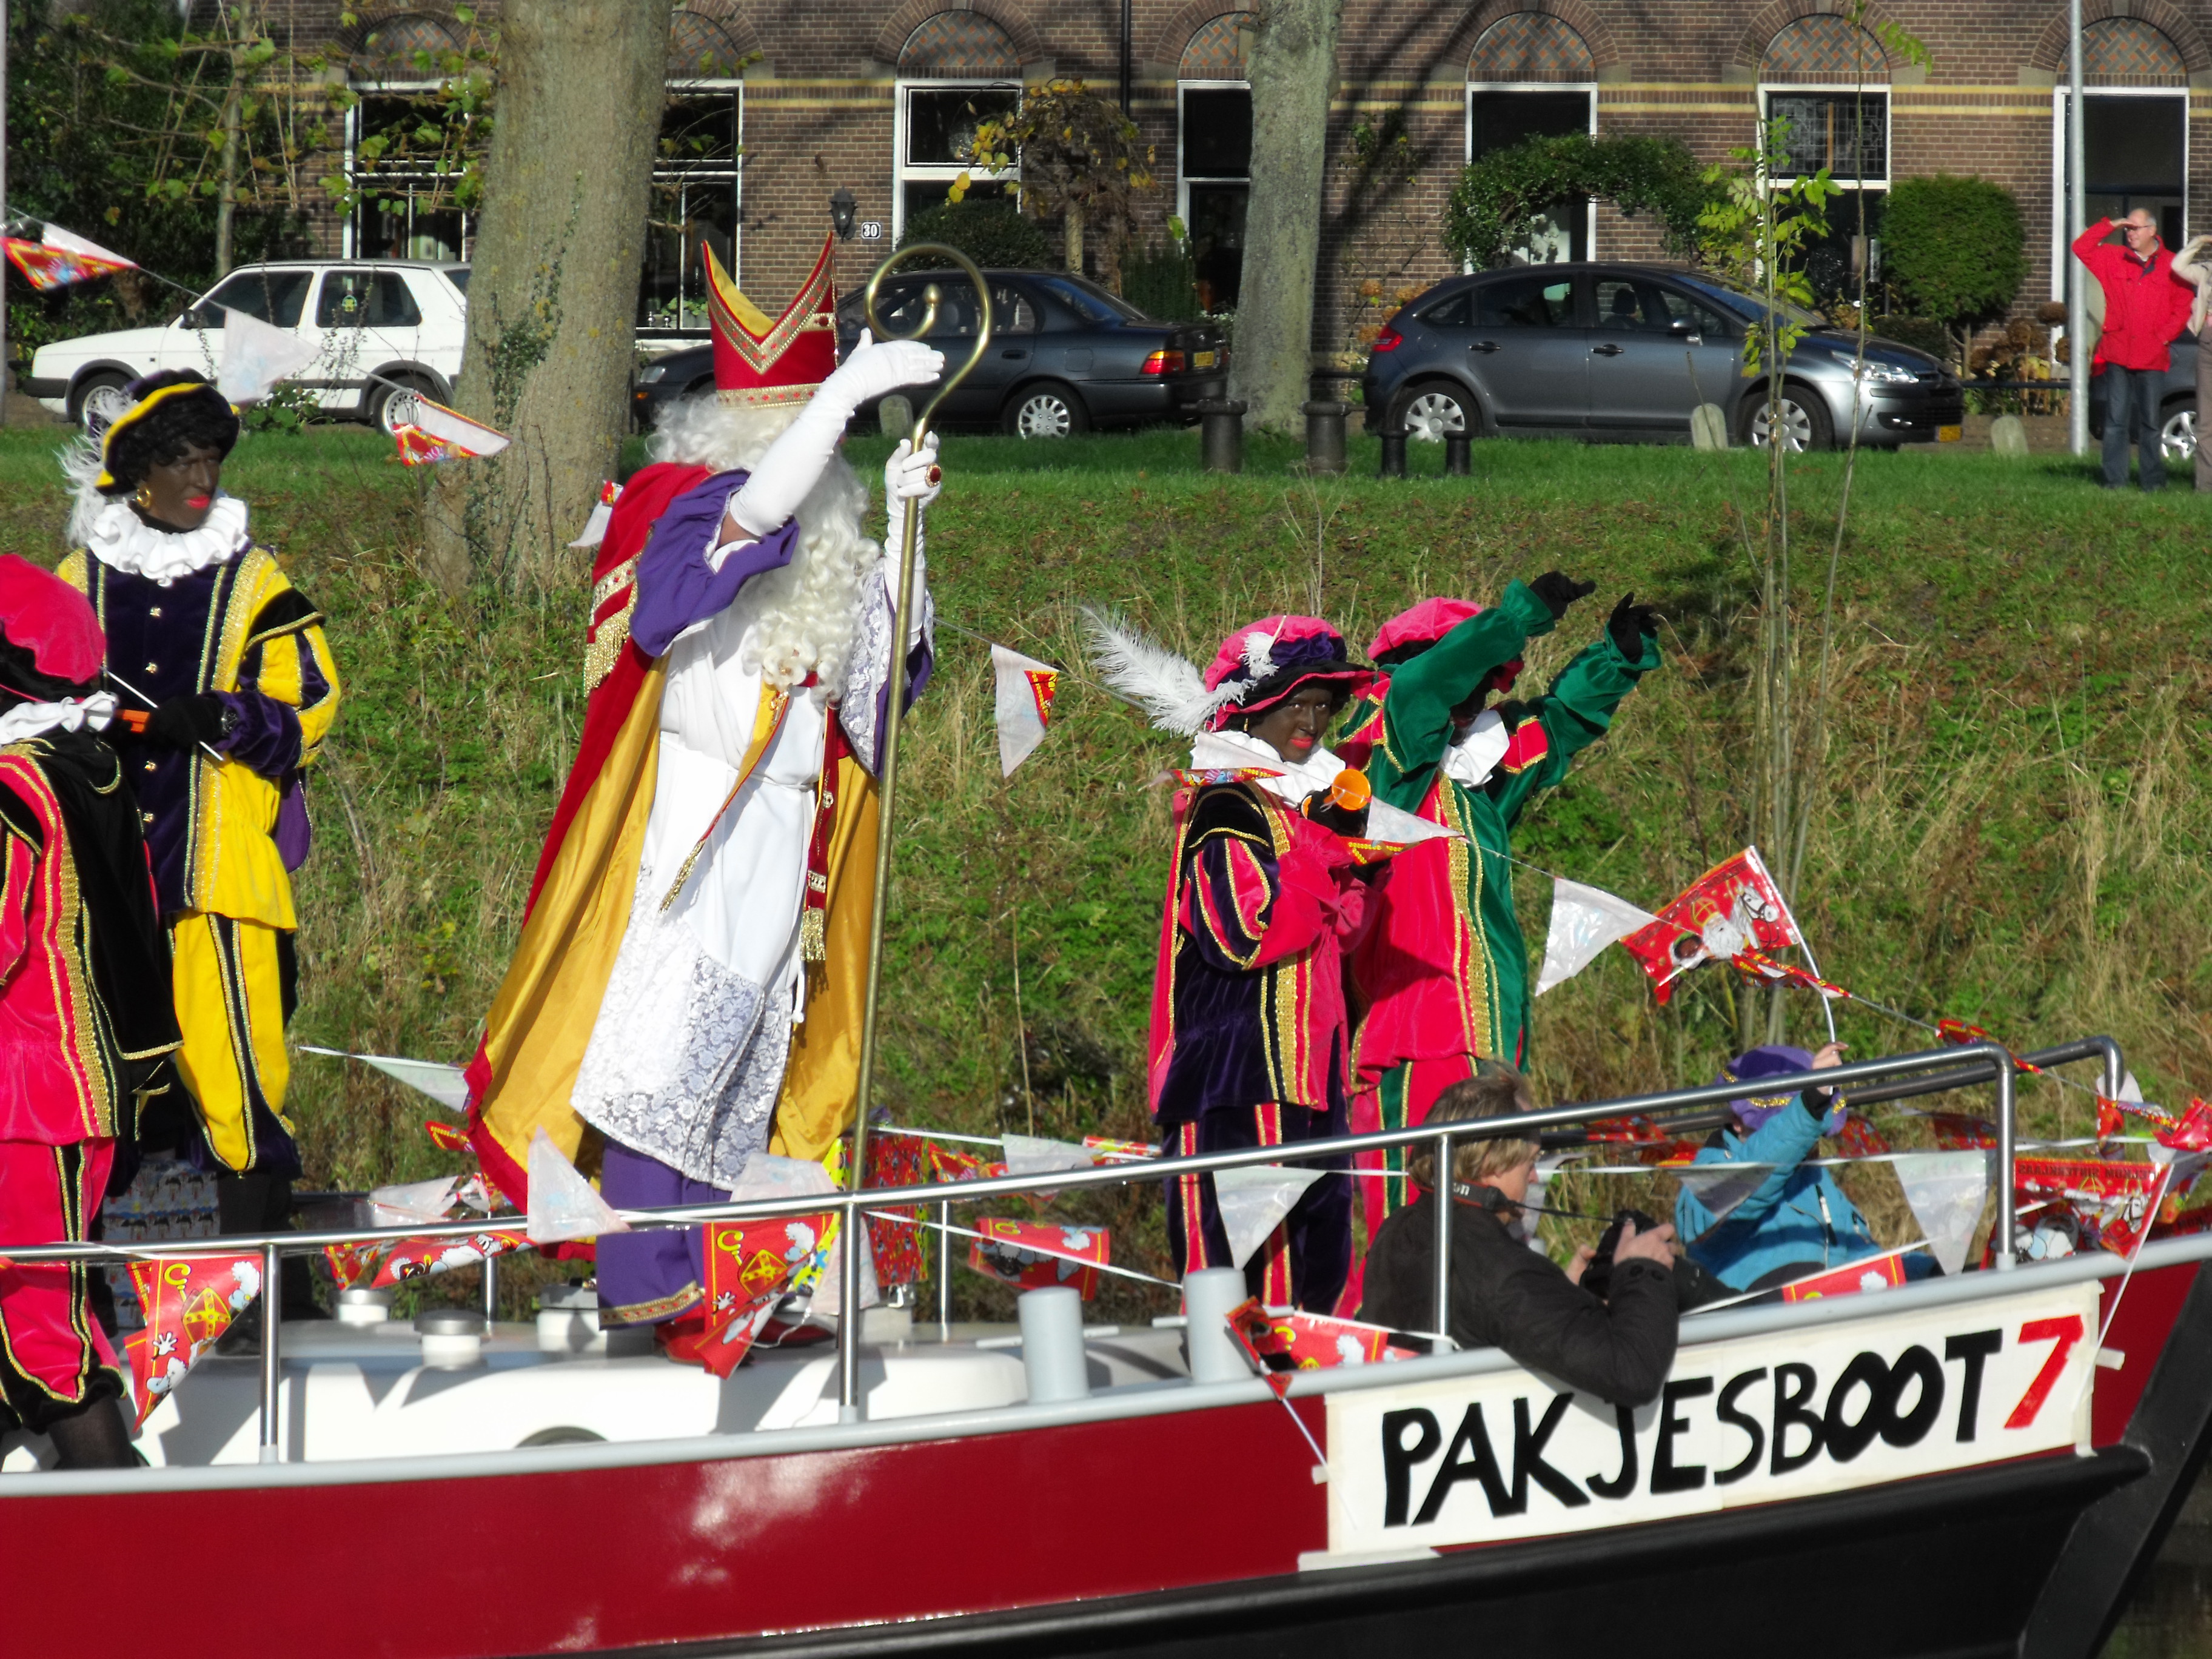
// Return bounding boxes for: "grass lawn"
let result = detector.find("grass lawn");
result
[2,418,2207,1316]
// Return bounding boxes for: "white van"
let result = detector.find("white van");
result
[24,259,469,432]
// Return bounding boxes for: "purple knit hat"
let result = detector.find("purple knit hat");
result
[1719,1045,1845,1134]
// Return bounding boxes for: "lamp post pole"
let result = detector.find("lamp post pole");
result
[2067,0,2089,458]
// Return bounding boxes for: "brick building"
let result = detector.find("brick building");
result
[317,0,2212,358]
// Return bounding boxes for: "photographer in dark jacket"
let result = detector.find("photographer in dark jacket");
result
[1358,1071,1678,1407]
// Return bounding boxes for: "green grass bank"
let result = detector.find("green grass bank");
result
[2,421,2207,1316]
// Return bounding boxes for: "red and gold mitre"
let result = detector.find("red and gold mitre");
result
[705,235,839,407]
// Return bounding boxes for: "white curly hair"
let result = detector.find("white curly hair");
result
[648,395,879,700]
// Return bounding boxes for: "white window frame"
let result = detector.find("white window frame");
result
[342,81,476,263]
[893,79,1022,244]
[1757,83,1892,190]
[646,81,746,331]
[2048,85,2191,301]
[1463,82,1598,266]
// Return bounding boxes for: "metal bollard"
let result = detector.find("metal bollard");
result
[1444,432,1471,477]
[1184,1267,1251,1384]
[1198,398,1246,474]
[482,1252,499,1324]
[1302,400,1347,474]
[1018,1286,1091,1404]
[1377,423,1408,480]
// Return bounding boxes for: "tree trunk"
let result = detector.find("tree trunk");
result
[1064,199,1084,274]
[1227,0,1342,432]
[423,0,668,595]
[215,37,245,276]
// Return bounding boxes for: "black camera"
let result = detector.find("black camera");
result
[1581,1207,1666,1301]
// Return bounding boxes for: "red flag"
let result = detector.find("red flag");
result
[424,1119,471,1153]
[121,1253,263,1424]
[1779,1251,1909,1303]
[369,1227,530,1287]
[1835,1113,1891,1158]
[322,1240,384,1290]
[1925,1112,1999,1151]
[1620,849,1801,1004]
[1223,1297,1415,1396]
[967,1218,1108,1298]
[3,228,136,292]
[865,1136,929,1287]
[688,1212,836,1376]
[2014,1156,2166,1255]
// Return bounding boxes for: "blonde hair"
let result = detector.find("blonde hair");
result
[1406,1070,1541,1190]
[649,394,878,699]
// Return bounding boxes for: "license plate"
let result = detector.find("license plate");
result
[1937,424,1962,443]
[1192,350,1216,369]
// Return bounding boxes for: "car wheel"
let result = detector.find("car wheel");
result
[1004,383,1089,439]
[1740,384,1834,452]
[2161,401,2197,462]
[70,372,134,433]
[371,377,434,438]
[1401,384,1469,443]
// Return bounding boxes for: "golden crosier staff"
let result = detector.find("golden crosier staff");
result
[846,246,993,1209]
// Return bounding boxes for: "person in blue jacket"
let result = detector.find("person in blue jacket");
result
[1675,1042,1882,1292]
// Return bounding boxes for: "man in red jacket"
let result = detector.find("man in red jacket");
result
[2074,210,2197,490]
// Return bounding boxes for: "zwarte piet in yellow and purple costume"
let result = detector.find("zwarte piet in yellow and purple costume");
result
[59,372,340,1252]
[0,555,179,1467]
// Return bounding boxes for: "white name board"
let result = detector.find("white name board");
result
[1326,1282,2098,1554]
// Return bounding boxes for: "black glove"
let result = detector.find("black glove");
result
[1299,789,1368,839]
[144,694,232,752]
[1607,592,1662,659]
[1527,571,1597,621]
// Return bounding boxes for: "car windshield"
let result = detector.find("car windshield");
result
[1034,273,1148,324]
[1675,274,1824,330]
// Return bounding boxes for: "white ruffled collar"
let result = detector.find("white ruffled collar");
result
[85,493,250,586]
[1190,728,1343,805]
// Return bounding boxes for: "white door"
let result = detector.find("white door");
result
[313,268,424,415]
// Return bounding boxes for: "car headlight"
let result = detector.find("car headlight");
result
[636,363,669,385]
[1828,350,1919,384]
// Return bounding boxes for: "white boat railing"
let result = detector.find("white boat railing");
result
[0,1033,2124,1461]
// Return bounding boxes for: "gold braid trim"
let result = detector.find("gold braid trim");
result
[583,583,638,694]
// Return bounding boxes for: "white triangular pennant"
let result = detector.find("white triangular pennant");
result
[526,1128,632,1244]
[1364,796,1461,847]
[1891,1151,1989,1276]
[1215,1164,1325,1267]
[369,1175,460,1229]
[1536,879,1660,996]
[991,644,1061,776]
[298,1046,470,1113]
[1000,1133,1093,1176]
[41,223,136,266]
[216,307,316,404]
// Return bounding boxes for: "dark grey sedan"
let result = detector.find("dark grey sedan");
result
[1361,262,1964,452]
[631,270,1227,438]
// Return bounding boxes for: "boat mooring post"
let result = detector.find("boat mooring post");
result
[259,1240,283,1463]
[1430,1130,1453,1346]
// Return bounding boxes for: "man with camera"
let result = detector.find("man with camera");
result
[1357,1070,1679,1409]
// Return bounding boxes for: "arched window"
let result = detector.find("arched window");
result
[1179,13,1255,309]
[895,12,1022,238]
[1758,15,1889,301]
[1466,13,1597,264]
[2060,19,2190,263]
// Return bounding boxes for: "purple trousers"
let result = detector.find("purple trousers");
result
[595,1140,728,1326]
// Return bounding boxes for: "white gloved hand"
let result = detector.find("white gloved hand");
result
[726,329,945,541]
[884,433,943,523]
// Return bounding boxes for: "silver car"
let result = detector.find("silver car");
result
[1361,263,1965,452]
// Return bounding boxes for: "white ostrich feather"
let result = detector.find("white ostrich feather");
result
[59,432,109,549]
[1081,607,1243,735]
[1239,629,1276,680]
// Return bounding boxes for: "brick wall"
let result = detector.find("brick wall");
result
[270,1,2212,369]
